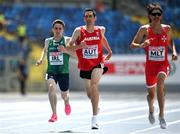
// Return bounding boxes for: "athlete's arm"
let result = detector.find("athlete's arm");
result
[167,25,178,61]
[130,26,150,49]
[68,27,80,47]
[64,37,77,58]
[100,26,112,61]
[67,27,86,51]
[36,39,48,66]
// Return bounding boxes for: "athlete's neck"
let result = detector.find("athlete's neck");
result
[54,35,63,42]
[150,22,161,29]
[150,23,162,34]
[85,25,94,33]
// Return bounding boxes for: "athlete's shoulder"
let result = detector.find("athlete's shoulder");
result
[161,24,170,27]
[95,26,105,34]
[140,24,150,29]
[45,37,53,42]
[96,25,105,30]
[138,24,150,34]
[44,37,53,49]
[73,26,82,35]
[44,37,53,45]
[74,26,82,31]
[161,24,171,30]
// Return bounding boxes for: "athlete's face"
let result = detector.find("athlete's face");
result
[84,11,96,26]
[52,23,64,38]
[149,9,162,23]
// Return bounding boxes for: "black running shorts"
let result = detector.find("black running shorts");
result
[80,64,108,79]
[46,73,69,91]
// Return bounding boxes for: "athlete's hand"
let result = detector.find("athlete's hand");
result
[36,59,42,66]
[104,51,112,61]
[58,45,67,53]
[140,38,155,48]
[172,53,178,61]
[80,40,88,49]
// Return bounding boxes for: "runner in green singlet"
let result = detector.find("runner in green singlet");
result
[36,19,76,122]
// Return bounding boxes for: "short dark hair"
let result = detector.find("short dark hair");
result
[52,19,65,28]
[84,8,96,17]
[146,2,163,15]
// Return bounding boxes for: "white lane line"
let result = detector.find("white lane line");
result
[0,121,48,130]
[0,100,146,113]
[2,100,178,121]
[0,100,148,120]
[130,120,180,134]
[0,113,47,121]
[0,103,179,130]
[0,105,147,129]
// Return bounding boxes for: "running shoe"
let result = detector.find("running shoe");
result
[147,95,155,124]
[159,117,167,129]
[149,112,155,124]
[65,104,71,115]
[48,114,57,122]
[91,116,99,129]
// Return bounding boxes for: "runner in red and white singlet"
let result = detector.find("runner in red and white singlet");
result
[130,3,178,129]
[145,24,170,88]
[59,8,112,129]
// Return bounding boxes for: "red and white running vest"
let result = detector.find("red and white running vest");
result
[76,26,103,71]
[145,25,169,66]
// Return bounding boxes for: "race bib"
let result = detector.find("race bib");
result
[148,46,165,61]
[83,45,98,59]
[49,52,63,65]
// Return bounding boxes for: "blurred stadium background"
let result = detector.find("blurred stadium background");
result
[0,0,180,94]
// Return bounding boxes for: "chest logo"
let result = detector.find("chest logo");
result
[161,35,167,43]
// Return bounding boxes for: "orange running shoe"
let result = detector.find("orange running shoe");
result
[65,104,71,115]
[48,114,57,122]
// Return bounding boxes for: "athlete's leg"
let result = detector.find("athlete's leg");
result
[147,86,156,124]
[91,68,103,116]
[84,79,91,99]
[88,68,103,129]
[84,79,101,113]
[61,90,71,115]
[61,90,70,105]
[47,79,57,115]
[84,78,100,113]
[157,72,167,129]
[157,73,166,118]
[147,86,156,113]
[58,74,71,115]
[146,69,156,124]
